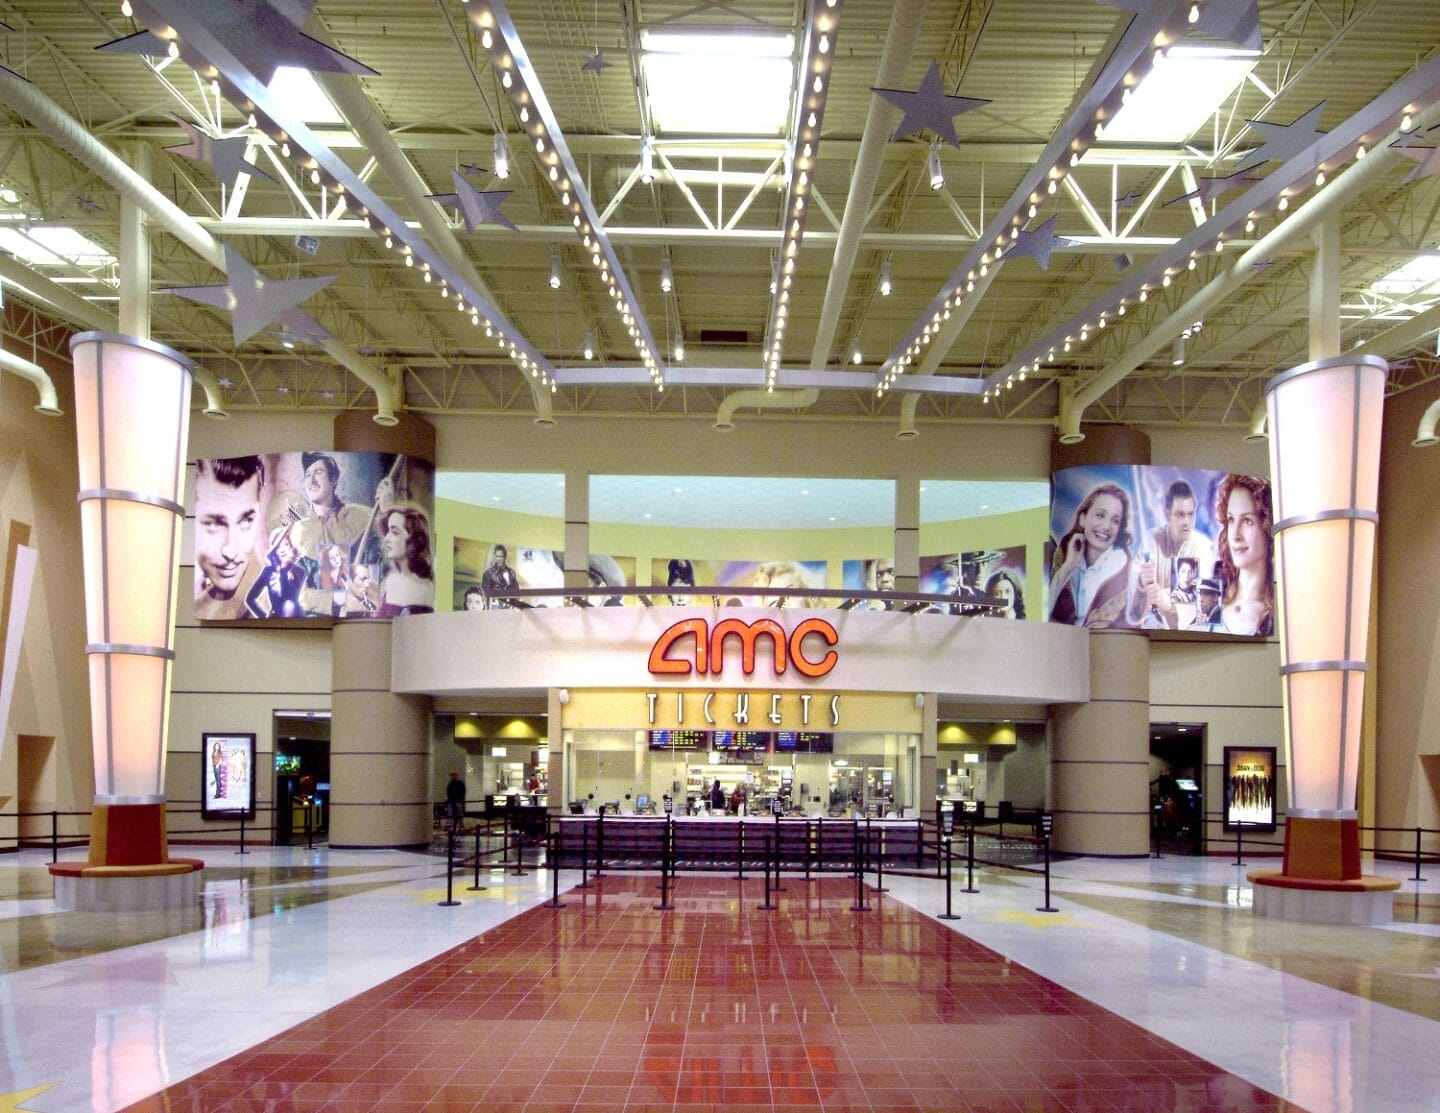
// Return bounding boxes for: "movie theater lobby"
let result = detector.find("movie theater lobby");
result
[3,0,1440,1111]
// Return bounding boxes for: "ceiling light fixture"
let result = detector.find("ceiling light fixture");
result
[760,0,844,391]
[492,131,509,179]
[640,135,655,184]
[927,140,944,190]
[549,252,562,290]
[879,260,892,296]
[1172,336,1185,366]
[660,252,673,293]
[468,0,666,388]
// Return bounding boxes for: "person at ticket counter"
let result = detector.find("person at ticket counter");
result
[729,783,747,815]
[708,779,726,812]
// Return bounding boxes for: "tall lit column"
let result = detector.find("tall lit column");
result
[1249,353,1399,921]
[51,333,203,909]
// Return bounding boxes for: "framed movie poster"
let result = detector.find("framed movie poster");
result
[1223,746,1276,832]
[202,733,257,819]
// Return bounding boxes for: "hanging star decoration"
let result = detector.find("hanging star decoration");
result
[273,306,333,345]
[0,19,28,82]
[460,162,488,177]
[1000,216,1076,270]
[1088,0,1153,12]
[1115,190,1144,210]
[1394,143,1440,182]
[1251,258,1273,270]
[96,0,375,86]
[164,116,276,189]
[164,244,335,346]
[1236,102,1327,172]
[1166,168,1260,206]
[872,61,991,147]
[76,196,104,214]
[581,48,611,75]
[426,167,517,232]
[1390,128,1432,150]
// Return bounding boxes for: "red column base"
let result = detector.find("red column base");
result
[1247,816,1397,896]
[48,802,203,879]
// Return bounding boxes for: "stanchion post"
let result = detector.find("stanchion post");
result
[1234,818,1245,867]
[962,814,978,894]
[468,821,488,892]
[772,804,786,892]
[871,817,888,893]
[595,810,605,879]
[758,830,777,911]
[1036,812,1058,913]
[547,830,567,909]
[50,810,58,865]
[850,819,870,912]
[735,820,746,881]
[237,812,248,856]
[578,819,592,888]
[305,804,313,850]
[439,829,461,907]
[654,814,675,911]
[1415,827,1427,883]
[938,809,960,921]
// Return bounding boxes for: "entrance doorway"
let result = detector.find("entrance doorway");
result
[274,712,331,846]
[1150,722,1204,854]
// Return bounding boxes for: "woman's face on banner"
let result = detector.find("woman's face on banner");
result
[1080,493,1124,556]
[1225,487,1266,573]
[382,514,410,565]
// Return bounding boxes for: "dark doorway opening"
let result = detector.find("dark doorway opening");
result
[274,712,331,846]
[1150,722,1205,855]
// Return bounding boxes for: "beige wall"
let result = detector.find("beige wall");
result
[0,335,93,844]
[1150,638,1286,850]
[1375,382,1440,846]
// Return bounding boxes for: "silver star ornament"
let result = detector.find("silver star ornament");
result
[872,61,991,148]
[427,168,518,233]
[165,116,276,189]
[165,244,335,346]
[1237,103,1327,173]
[581,49,611,75]
[1001,216,1075,270]
[1167,168,1259,206]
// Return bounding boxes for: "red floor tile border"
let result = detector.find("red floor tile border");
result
[120,876,1310,1113]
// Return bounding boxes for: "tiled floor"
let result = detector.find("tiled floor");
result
[0,847,1437,1112]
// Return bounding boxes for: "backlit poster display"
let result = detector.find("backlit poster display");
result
[1224,746,1277,831]
[1048,465,1273,635]
[454,539,637,608]
[649,558,830,607]
[202,733,256,819]
[193,452,435,621]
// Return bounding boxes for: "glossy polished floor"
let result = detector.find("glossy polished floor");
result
[0,846,1435,1112]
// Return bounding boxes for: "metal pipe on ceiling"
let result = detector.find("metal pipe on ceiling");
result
[713,0,927,431]
[1064,103,1440,440]
[0,253,227,417]
[0,346,60,416]
[0,74,397,425]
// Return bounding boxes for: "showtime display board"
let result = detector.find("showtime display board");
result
[193,451,435,621]
[1047,465,1273,635]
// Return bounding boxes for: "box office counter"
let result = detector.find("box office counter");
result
[553,814,925,871]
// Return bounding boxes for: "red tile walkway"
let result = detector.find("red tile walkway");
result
[122,876,1305,1112]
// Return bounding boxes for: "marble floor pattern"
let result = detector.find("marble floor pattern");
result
[0,844,1433,1112]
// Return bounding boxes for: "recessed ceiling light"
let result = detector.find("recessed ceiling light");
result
[266,66,344,125]
[1099,46,1258,144]
[0,226,114,266]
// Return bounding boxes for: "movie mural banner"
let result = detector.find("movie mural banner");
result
[193,452,435,621]
[649,558,831,608]
[1047,465,1273,635]
[918,546,1027,618]
[454,539,638,608]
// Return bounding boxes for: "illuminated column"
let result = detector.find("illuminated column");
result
[1249,353,1399,921]
[50,333,203,907]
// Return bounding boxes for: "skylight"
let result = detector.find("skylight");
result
[1371,255,1440,297]
[266,66,343,125]
[1099,46,1258,144]
[641,30,795,135]
[0,226,115,266]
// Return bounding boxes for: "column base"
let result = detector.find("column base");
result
[1248,871,1399,924]
[1247,816,1398,924]
[47,801,203,910]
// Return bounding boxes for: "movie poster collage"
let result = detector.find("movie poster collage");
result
[1047,464,1273,635]
[193,451,435,621]
[452,542,1027,615]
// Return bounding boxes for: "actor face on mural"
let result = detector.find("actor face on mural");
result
[195,456,264,615]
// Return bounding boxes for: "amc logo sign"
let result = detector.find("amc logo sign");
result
[648,617,839,678]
